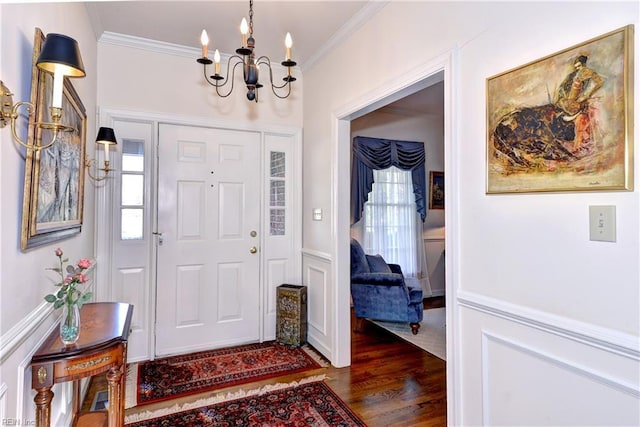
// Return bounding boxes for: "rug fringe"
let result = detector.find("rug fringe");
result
[124,363,138,409]
[301,344,330,367]
[124,374,326,424]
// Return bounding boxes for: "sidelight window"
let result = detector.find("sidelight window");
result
[269,151,286,235]
[120,139,145,240]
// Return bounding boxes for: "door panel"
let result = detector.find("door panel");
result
[156,123,261,356]
[106,120,154,362]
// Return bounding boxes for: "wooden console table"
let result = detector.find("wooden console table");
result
[30,302,133,427]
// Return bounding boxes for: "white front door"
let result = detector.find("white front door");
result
[155,123,261,356]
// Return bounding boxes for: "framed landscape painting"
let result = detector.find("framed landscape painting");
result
[486,25,634,193]
[21,28,87,250]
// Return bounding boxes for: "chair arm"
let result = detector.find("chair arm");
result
[351,272,404,286]
[388,264,403,275]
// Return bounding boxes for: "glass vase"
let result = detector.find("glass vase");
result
[60,303,80,345]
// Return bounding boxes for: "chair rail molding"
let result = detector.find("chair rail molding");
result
[458,289,640,359]
[0,302,52,363]
[1,266,96,362]
[301,247,332,262]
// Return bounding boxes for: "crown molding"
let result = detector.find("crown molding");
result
[302,0,390,72]
[99,31,200,59]
[98,31,301,76]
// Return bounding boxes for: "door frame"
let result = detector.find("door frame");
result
[332,49,459,422]
[96,108,302,361]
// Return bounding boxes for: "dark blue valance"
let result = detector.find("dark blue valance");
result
[351,136,426,224]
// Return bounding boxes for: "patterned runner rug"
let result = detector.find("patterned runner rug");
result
[125,378,366,427]
[126,341,326,408]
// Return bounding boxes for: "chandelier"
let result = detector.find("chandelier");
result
[197,0,297,102]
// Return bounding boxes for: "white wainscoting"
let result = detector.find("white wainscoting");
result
[458,290,640,426]
[301,249,332,360]
[0,272,96,425]
[0,382,7,424]
[424,236,445,297]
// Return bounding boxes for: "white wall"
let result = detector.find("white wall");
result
[303,1,639,425]
[0,3,98,424]
[97,36,303,128]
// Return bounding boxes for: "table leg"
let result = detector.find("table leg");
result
[106,364,124,427]
[72,380,81,419]
[33,387,53,427]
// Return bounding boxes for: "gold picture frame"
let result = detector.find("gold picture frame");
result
[486,25,633,194]
[21,28,87,250]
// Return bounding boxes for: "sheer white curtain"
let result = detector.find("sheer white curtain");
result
[362,166,431,294]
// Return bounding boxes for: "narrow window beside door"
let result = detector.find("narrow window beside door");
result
[121,139,145,240]
[270,151,286,236]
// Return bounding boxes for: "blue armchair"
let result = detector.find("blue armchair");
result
[350,238,423,334]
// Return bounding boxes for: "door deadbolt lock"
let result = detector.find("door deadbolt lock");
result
[249,246,258,254]
[250,230,257,237]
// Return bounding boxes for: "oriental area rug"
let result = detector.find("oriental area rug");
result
[125,378,367,427]
[125,341,326,408]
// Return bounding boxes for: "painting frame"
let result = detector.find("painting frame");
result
[429,171,444,210]
[486,25,634,194]
[21,28,87,250]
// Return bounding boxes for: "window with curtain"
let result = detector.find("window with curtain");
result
[362,166,427,290]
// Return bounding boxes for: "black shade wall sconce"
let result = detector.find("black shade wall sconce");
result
[85,127,118,182]
[0,32,85,151]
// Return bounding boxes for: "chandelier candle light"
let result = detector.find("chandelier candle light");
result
[197,0,297,102]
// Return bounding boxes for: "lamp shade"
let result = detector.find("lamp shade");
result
[36,33,85,77]
[95,127,118,146]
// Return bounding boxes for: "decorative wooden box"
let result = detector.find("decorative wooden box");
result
[276,284,307,346]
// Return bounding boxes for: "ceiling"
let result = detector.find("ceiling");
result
[86,1,373,69]
[85,0,443,116]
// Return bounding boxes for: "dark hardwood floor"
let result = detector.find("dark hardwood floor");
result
[83,298,447,426]
[326,298,447,427]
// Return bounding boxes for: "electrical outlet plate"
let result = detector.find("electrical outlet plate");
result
[589,205,616,242]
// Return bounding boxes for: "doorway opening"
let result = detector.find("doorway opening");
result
[333,55,455,423]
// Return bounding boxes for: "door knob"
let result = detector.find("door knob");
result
[249,246,258,254]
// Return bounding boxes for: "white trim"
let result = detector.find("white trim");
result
[0,302,52,363]
[1,264,96,361]
[301,248,332,262]
[482,331,639,400]
[99,108,303,361]
[305,265,329,336]
[101,107,300,138]
[459,289,640,359]
[98,32,301,77]
[303,1,389,72]
[332,47,458,416]
[0,382,7,424]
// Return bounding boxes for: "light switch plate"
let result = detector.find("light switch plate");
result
[589,205,616,242]
[312,208,323,221]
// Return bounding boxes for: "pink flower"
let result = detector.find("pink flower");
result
[55,248,63,257]
[77,259,91,270]
[75,273,88,284]
[64,276,73,284]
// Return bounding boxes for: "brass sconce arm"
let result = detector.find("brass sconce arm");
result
[2,32,85,152]
[1,80,76,150]
[85,157,113,182]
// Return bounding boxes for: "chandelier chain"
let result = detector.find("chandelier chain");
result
[249,0,254,38]
[197,0,296,102]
